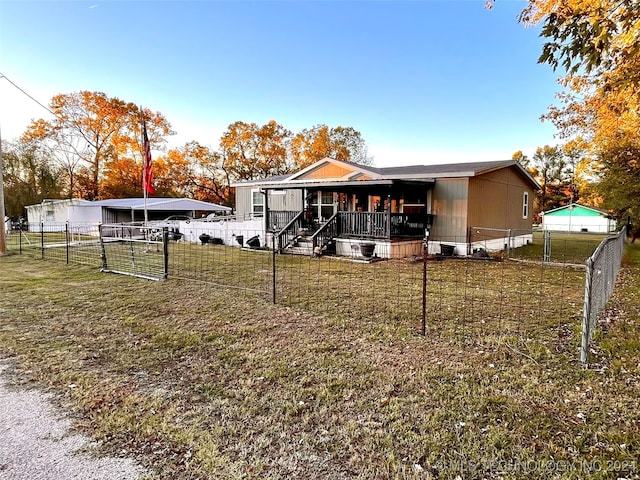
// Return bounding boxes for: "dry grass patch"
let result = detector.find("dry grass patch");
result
[0,251,638,479]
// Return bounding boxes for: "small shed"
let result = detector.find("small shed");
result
[541,204,616,233]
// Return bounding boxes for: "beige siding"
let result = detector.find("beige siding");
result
[266,190,303,211]
[236,186,304,218]
[235,186,252,218]
[431,178,469,242]
[467,167,535,235]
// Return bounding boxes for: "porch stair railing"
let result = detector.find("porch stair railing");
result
[276,211,305,252]
[311,213,339,253]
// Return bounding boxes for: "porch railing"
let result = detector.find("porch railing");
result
[338,212,389,239]
[390,213,434,237]
[269,210,300,231]
[273,210,433,244]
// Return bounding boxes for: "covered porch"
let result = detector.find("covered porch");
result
[265,179,435,257]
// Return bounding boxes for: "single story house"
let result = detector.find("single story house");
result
[25,197,231,231]
[232,158,540,258]
[541,204,617,233]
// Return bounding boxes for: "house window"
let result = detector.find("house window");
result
[522,191,529,219]
[252,190,264,217]
[310,191,335,221]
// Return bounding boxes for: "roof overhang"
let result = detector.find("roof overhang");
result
[262,178,435,190]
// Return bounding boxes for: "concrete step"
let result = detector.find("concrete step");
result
[283,237,314,255]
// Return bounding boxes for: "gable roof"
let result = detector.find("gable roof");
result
[232,158,540,190]
[542,203,611,217]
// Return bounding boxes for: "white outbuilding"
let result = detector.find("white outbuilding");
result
[541,204,616,233]
[25,198,231,230]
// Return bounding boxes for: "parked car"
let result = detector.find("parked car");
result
[148,215,192,228]
[204,212,234,222]
[163,215,192,224]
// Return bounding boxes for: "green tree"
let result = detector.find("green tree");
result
[596,141,640,241]
[531,145,569,213]
[1,140,64,218]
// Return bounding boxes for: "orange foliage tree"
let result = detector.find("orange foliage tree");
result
[290,125,373,169]
[492,0,640,228]
[220,120,293,181]
[23,92,173,200]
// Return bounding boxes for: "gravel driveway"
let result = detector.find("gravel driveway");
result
[0,359,145,480]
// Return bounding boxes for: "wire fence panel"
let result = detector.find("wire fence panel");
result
[5,226,41,257]
[11,220,627,366]
[580,227,626,366]
[99,224,167,281]
[274,239,423,329]
[422,255,585,343]
[5,222,104,267]
[532,231,608,265]
[165,224,273,297]
[469,228,607,265]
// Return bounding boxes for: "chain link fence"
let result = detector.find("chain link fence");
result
[580,227,627,366]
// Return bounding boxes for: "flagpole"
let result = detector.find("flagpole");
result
[141,107,148,227]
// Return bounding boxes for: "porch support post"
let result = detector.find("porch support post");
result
[263,188,270,232]
[386,192,391,239]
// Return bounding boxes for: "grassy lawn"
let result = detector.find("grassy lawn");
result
[512,231,608,265]
[0,243,638,479]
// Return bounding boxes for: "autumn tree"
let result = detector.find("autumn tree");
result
[513,0,640,228]
[220,120,293,181]
[99,157,145,198]
[290,124,373,169]
[167,142,231,205]
[560,138,594,204]
[23,92,173,200]
[512,150,531,170]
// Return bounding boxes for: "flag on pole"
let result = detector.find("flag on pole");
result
[142,121,155,195]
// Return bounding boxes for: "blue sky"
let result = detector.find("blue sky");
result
[0,0,561,167]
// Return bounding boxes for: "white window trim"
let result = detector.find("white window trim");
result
[522,191,529,219]
[251,189,265,218]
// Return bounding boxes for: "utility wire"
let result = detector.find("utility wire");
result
[0,72,55,116]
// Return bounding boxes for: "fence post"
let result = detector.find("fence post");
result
[65,222,70,264]
[163,227,169,279]
[543,230,551,263]
[272,233,277,305]
[98,224,108,271]
[580,258,594,366]
[421,231,429,335]
[40,222,45,259]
